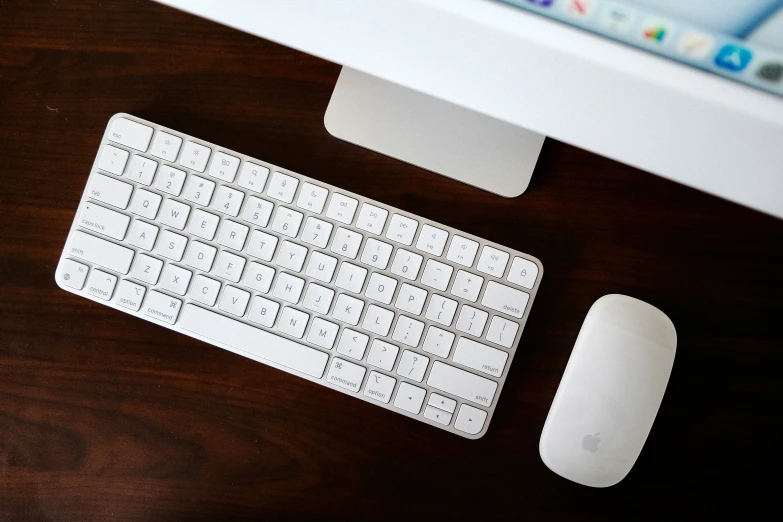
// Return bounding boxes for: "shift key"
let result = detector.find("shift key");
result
[68,230,135,274]
[427,361,498,407]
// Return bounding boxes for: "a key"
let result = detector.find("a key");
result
[446,235,479,267]
[355,203,388,234]
[481,281,530,318]
[367,339,399,371]
[396,350,430,382]
[212,185,244,216]
[115,280,146,311]
[85,269,117,300]
[126,155,158,185]
[144,291,182,324]
[393,382,426,414]
[247,296,280,328]
[421,327,455,358]
[326,193,359,224]
[57,259,89,290]
[213,251,246,282]
[276,307,309,338]
[385,214,418,246]
[427,393,457,414]
[273,272,305,303]
[189,274,221,306]
[246,230,278,262]
[182,175,216,206]
[243,262,275,294]
[302,283,335,314]
[68,231,134,274]
[391,315,425,347]
[184,241,217,272]
[360,238,393,269]
[364,273,398,305]
[242,196,274,228]
[390,249,423,280]
[296,182,328,213]
[149,131,182,162]
[207,151,240,183]
[155,166,187,196]
[415,224,449,257]
[108,118,153,152]
[160,199,191,231]
[127,221,159,251]
[332,294,365,326]
[506,256,539,289]
[132,253,163,285]
[97,144,129,175]
[455,305,489,337]
[155,230,188,261]
[336,329,370,360]
[306,318,340,349]
[454,404,487,435]
[424,405,452,426]
[305,251,338,283]
[300,217,333,249]
[334,262,367,293]
[130,189,162,219]
[486,316,520,348]
[424,294,458,326]
[219,285,251,316]
[217,220,250,251]
[89,173,133,209]
[271,207,304,238]
[79,202,130,240]
[363,371,396,403]
[267,172,299,203]
[476,246,510,277]
[326,358,366,392]
[362,305,395,337]
[275,241,308,272]
[179,141,211,172]
[237,162,270,193]
[394,283,428,315]
[450,270,484,302]
[452,337,509,378]
[160,264,192,296]
[187,208,219,240]
[420,259,454,292]
[330,227,363,259]
[427,361,498,407]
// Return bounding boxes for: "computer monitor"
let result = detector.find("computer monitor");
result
[155,0,783,219]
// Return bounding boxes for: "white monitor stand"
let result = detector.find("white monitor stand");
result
[325,67,546,198]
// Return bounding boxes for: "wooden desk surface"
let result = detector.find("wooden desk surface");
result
[1,1,782,520]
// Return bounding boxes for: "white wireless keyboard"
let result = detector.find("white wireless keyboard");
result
[55,114,543,439]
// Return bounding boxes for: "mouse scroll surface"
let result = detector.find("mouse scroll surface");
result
[540,295,676,488]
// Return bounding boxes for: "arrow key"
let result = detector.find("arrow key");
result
[427,392,457,414]
[393,382,426,415]
[454,404,488,436]
[424,405,453,426]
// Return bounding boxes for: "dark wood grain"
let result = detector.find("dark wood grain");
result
[1,1,781,520]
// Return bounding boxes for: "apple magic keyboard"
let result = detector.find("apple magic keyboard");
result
[55,114,543,439]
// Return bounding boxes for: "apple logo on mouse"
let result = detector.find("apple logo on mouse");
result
[582,433,601,453]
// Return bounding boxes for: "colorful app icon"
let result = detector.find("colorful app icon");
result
[564,0,595,18]
[714,45,753,72]
[676,31,715,59]
[600,3,635,33]
[757,62,783,83]
[641,18,672,44]
[526,0,555,6]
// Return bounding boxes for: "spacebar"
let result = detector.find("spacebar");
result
[179,305,329,378]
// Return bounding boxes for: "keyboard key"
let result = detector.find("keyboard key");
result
[393,382,426,414]
[79,202,130,240]
[427,393,457,414]
[446,235,479,267]
[390,249,423,281]
[144,290,182,324]
[332,294,365,326]
[425,294,458,326]
[277,307,309,338]
[267,172,298,203]
[130,189,162,219]
[355,203,388,234]
[363,305,395,337]
[161,199,191,230]
[454,404,487,435]
[360,238,393,269]
[126,155,157,185]
[453,337,508,378]
[271,207,304,238]
[302,283,334,314]
[217,220,249,251]
[155,230,188,261]
[420,259,453,291]
[155,166,187,196]
[296,182,328,213]
[424,405,452,426]
[184,241,217,271]
[219,285,251,316]
[391,315,425,347]
[456,305,488,337]
[367,339,399,371]
[300,217,332,249]
[180,304,327,377]
[212,185,244,216]
[160,264,192,296]
[306,318,339,349]
[450,270,484,302]
[336,329,369,360]
[422,327,455,358]
[273,272,305,304]
[68,231,134,274]
[334,262,367,293]
[330,227,362,259]
[189,274,221,306]
[427,362,498,407]
[213,251,245,282]
[486,316,519,348]
[115,279,145,311]
[187,208,219,239]
[396,350,429,382]
[507,257,539,289]
[415,224,449,256]
[237,162,270,193]
[57,259,88,290]
[476,246,509,278]
[394,283,427,315]
[97,145,128,175]
[182,175,216,206]
[149,131,182,162]
[108,117,153,152]
[327,358,366,392]
[275,241,308,272]
[364,273,397,305]
[242,196,275,228]
[385,214,418,245]
[208,151,240,183]
[305,251,338,283]
[364,371,396,403]
[89,173,132,209]
[127,221,159,251]
[247,296,280,328]
[132,253,163,285]
[481,281,530,319]
[326,193,358,224]
[242,261,275,294]
[179,141,211,172]
[246,230,278,262]
[243,262,275,294]
[86,269,117,300]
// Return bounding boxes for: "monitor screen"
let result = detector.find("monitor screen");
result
[499,0,783,97]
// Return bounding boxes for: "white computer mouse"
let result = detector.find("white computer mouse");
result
[539,294,676,488]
